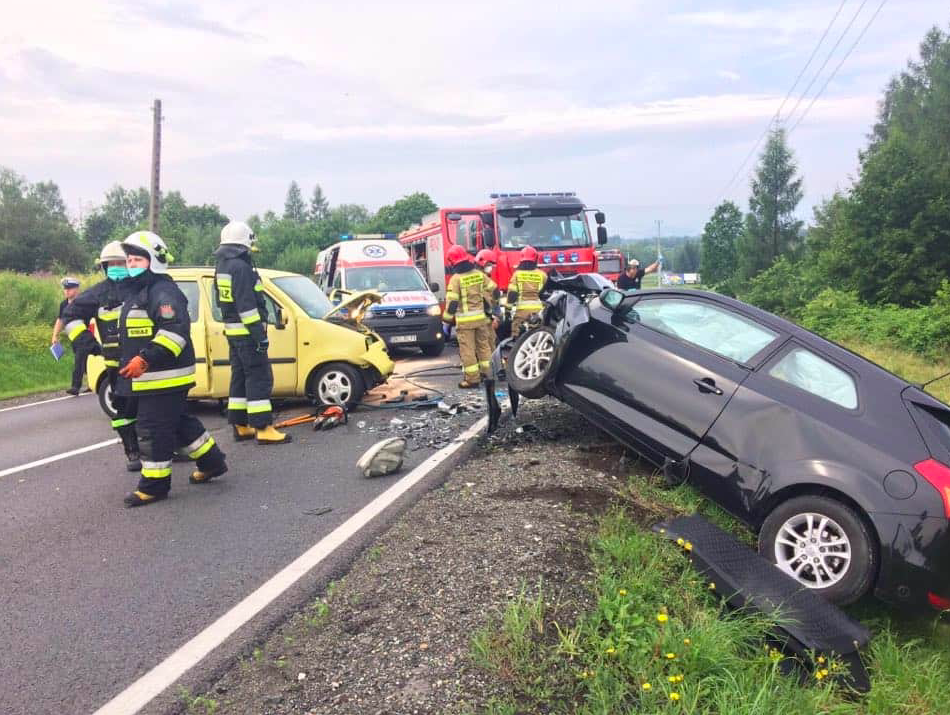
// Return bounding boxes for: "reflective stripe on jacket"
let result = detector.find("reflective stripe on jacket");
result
[214,244,268,342]
[443,270,490,327]
[508,269,546,312]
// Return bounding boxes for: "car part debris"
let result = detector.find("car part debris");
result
[303,507,333,516]
[358,437,407,478]
[654,514,871,693]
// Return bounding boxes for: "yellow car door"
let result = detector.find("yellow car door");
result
[259,290,298,394]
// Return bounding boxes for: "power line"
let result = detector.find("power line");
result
[718,0,849,200]
[782,0,871,129]
[789,0,888,134]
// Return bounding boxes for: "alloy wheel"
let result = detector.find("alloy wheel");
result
[773,512,852,589]
[318,371,352,405]
[513,330,555,381]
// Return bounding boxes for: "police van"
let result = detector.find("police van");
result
[315,238,445,356]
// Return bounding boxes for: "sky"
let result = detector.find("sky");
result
[0,0,944,237]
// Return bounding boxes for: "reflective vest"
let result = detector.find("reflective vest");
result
[443,270,490,327]
[511,269,546,312]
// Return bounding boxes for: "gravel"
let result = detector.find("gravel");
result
[205,399,650,714]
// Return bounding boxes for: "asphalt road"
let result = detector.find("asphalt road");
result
[0,347,477,715]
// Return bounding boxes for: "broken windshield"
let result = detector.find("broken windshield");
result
[497,212,591,251]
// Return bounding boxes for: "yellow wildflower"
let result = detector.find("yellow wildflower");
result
[606,646,616,656]
[666,652,676,660]
[657,613,669,623]
[642,682,652,691]
[618,589,627,596]
[815,671,825,681]
[683,638,691,645]
[684,541,693,551]
[817,656,825,664]
[820,668,829,677]
[668,675,678,683]
[676,675,684,683]
[709,582,716,590]
[676,538,685,546]
[670,692,680,701]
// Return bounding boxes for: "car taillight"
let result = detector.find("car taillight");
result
[928,592,950,611]
[913,458,950,518]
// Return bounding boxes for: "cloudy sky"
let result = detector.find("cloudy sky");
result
[0,0,944,236]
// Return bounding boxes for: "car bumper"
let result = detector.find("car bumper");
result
[870,512,950,609]
[357,339,395,385]
[363,314,444,347]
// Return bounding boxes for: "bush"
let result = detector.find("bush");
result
[273,244,318,276]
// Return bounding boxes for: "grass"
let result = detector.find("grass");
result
[471,479,950,714]
[840,339,950,405]
[0,344,78,399]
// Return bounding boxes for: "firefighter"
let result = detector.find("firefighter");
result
[118,231,227,507]
[443,245,495,388]
[61,241,141,471]
[474,249,501,351]
[213,221,291,445]
[507,246,548,338]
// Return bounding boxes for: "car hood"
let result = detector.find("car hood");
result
[324,290,383,324]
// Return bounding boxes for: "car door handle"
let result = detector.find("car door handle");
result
[693,377,723,395]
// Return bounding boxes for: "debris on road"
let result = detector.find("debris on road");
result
[357,437,407,478]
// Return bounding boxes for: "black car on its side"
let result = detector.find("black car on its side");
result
[506,274,950,609]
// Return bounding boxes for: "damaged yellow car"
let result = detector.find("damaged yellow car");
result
[87,267,393,414]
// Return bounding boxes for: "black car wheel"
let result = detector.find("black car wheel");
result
[758,495,877,605]
[506,326,556,399]
[97,376,119,420]
[420,339,445,357]
[309,362,365,410]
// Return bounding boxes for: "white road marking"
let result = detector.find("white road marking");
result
[0,438,120,479]
[0,392,92,414]
[91,415,488,715]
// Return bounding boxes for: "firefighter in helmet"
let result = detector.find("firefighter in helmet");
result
[507,245,548,338]
[117,231,227,507]
[474,248,501,351]
[213,221,291,445]
[61,241,141,471]
[443,245,496,388]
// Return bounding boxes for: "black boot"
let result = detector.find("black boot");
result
[118,425,142,472]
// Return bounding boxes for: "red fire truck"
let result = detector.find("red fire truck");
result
[594,248,625,283]
[398,192,608,298]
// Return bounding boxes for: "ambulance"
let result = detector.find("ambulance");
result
[315,238,445,355]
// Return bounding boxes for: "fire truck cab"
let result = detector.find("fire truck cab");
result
[398,193,608,296]
[595,248,626,284]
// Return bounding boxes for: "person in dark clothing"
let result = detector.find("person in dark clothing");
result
[62,241,141,470]
[52,277,91,395]
[213,221,291,445]
[117,231,227,507]
[616,258,660,291]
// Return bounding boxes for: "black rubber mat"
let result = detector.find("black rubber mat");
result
[654,514,871,692]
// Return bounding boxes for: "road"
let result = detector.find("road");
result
[0,348,478,715]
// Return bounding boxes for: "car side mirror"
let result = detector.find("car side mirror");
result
[429,281,440,293]
[601,288,625,311]
[274,306,288,329]
[594,211,606,225]
[597,225,608,245]
[446,212,462,222]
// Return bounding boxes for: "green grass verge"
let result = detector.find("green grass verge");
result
[472,486,950,714]
[0,344,78,399]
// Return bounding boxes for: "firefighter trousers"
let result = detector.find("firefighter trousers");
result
[510,309,538,340]
[106,366,139,458]
[458,323,493,383]
[135,391,225,496]
[71,343,92,390]
[226,338,275,429]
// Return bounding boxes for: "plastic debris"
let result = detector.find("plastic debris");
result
[358,437,407,478]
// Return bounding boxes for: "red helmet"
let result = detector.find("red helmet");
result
[521,245,539,263]
[446,244,469,266]
[474,249,495,267]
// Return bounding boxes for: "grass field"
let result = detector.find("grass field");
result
[0,345,79,400]
[472,476,950,714]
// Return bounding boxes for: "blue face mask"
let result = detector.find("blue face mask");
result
[128,266,147,278]
[107,265,129,281]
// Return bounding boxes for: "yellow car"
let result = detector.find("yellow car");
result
[87,267,394,415]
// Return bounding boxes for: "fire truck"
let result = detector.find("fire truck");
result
[397,192,608,298]
[594,248,625,283]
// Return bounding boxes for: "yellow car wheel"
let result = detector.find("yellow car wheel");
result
[309,362,365,410]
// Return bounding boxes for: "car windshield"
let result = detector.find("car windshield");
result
[346,266,427,292]
[272,275,333,319]
[497,212,591,250]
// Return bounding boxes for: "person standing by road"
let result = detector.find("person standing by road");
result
[213,221,291,445]
[443,245,495,388]
[61,241,141,471]
[474,249,501,351]
[506,246,548,338]
[616,258,659,290]
[118,231,227,507]
[52,277,91,395]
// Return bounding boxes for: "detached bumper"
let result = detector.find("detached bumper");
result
[870,512,950,609]
[358,339,395,386]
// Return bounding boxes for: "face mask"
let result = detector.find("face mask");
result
[107,265,129,281]
[128,266,147,278]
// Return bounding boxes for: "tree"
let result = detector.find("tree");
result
[284,181,307,223]
[309,184,329,223]
[82,185,150,248]
[365,192,438,233]
[700,201,742,286]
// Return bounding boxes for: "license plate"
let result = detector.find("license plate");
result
[390,335,418,343]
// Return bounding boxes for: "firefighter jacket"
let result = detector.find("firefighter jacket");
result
[116,273,196,397]
[443,262,493,328]
[62,278,128,368]
[507,261,548,312]
[213,244,268,343]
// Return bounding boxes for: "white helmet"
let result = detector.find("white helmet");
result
[98,240,126,265]
[220,221,256,250]
[122,230,173,274]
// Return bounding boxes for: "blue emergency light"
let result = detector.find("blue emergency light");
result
[490,192,577,199]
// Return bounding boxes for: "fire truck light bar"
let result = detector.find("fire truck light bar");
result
[339,233,398,240]
[490,192,577,198]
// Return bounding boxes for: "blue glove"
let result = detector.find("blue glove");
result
[256,338,269,354]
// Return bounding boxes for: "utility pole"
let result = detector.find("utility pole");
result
[149,99,162,233]
[655,219,663,287]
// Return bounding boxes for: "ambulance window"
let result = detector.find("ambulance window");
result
[332,271,342,290]
[177,281,200,321]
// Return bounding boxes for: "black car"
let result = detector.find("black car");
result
[505,274,950,609]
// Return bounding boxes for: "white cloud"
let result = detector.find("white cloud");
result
[717,70,742,82]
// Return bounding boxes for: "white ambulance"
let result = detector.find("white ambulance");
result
[315,238,445,355]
